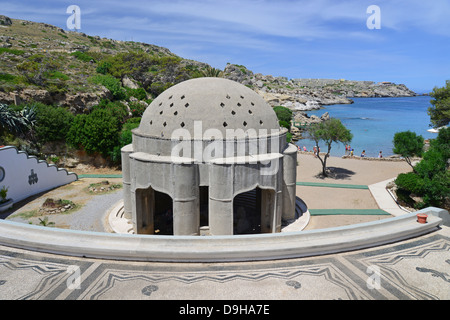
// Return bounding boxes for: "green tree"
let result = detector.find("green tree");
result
[33,103,74,144]
[306,118,353,177]
[395,127,449,209]
[430,126,450,160]
[392,131,424,171]
[428,80,450,128]
[109,118,140,164]
[66,108,120,158]
[273,106,293,124]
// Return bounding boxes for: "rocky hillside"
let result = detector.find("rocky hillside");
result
[0,16,416,113]
[0,16,207,113]
[222,64,417,111]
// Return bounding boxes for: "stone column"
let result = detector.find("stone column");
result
[121,144,134,220]
[282,144,298,221]
[209,163,233,235]
[172,163,200,235]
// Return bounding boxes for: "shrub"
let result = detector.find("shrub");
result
[0,47,25,56]
[96,61,112,74]
[279,120,291,131]
[48,71,70,81]
[99,51,152,79]
[128,101,147,118]
[70,51,95,63]
[33,103,74,143]
[0,186,9,202]
[67,108,119,158]
[0,73,16,82]
[149,81,173,97]
[415,148,447,179]
[93,100,129,125]
[395,172,423,195]
[109,118,140,163]
[89,74,126,100]
[394,127,450,209]
[273,106,293,123]
[125,87,147,101]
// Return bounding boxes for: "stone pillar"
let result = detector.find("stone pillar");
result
[121,144,134,220]
[172,163,200,235]
[282,144,298,221]
[275,190,283,232]
[209,163,233,235]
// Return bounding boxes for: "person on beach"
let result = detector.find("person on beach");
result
[350,149,354,157]
[303,146,307,152]
[361,150,366,157]
[313,146,317,158]
[378,151,383,158]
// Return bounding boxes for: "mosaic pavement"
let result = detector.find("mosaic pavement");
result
[0,227,449,301]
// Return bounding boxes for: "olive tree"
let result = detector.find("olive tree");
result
[306,118,353,177]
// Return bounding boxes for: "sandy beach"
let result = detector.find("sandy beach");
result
[296,152,413,230]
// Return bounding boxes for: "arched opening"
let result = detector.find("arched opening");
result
[232,187,276,235]
[135,187,173,235]
[233,188,259,234]
[154,191,173,235]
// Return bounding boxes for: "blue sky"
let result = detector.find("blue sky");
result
[1,0,449,93]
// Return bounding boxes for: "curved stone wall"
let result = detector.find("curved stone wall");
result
[0,208,444,262]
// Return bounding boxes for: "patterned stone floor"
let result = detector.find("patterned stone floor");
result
[0,226,449,301]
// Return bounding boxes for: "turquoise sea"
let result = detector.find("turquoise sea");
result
[295,95,437,158]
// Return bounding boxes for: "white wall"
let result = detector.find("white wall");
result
[0,146,78,203]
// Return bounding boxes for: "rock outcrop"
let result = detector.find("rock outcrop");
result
[0,15,12,26]
[223,64,416,111]
[0,88,111,114]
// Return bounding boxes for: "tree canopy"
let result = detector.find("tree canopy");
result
[306,118,353,177]
[394,127,449,210]
[428,80,450,128]
[392,131,424,170]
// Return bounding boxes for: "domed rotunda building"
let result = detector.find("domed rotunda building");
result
[121,77,298,236]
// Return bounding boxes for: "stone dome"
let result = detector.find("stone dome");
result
[136,77,280,139]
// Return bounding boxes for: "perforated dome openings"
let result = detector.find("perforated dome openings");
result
[137,77,281,139]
